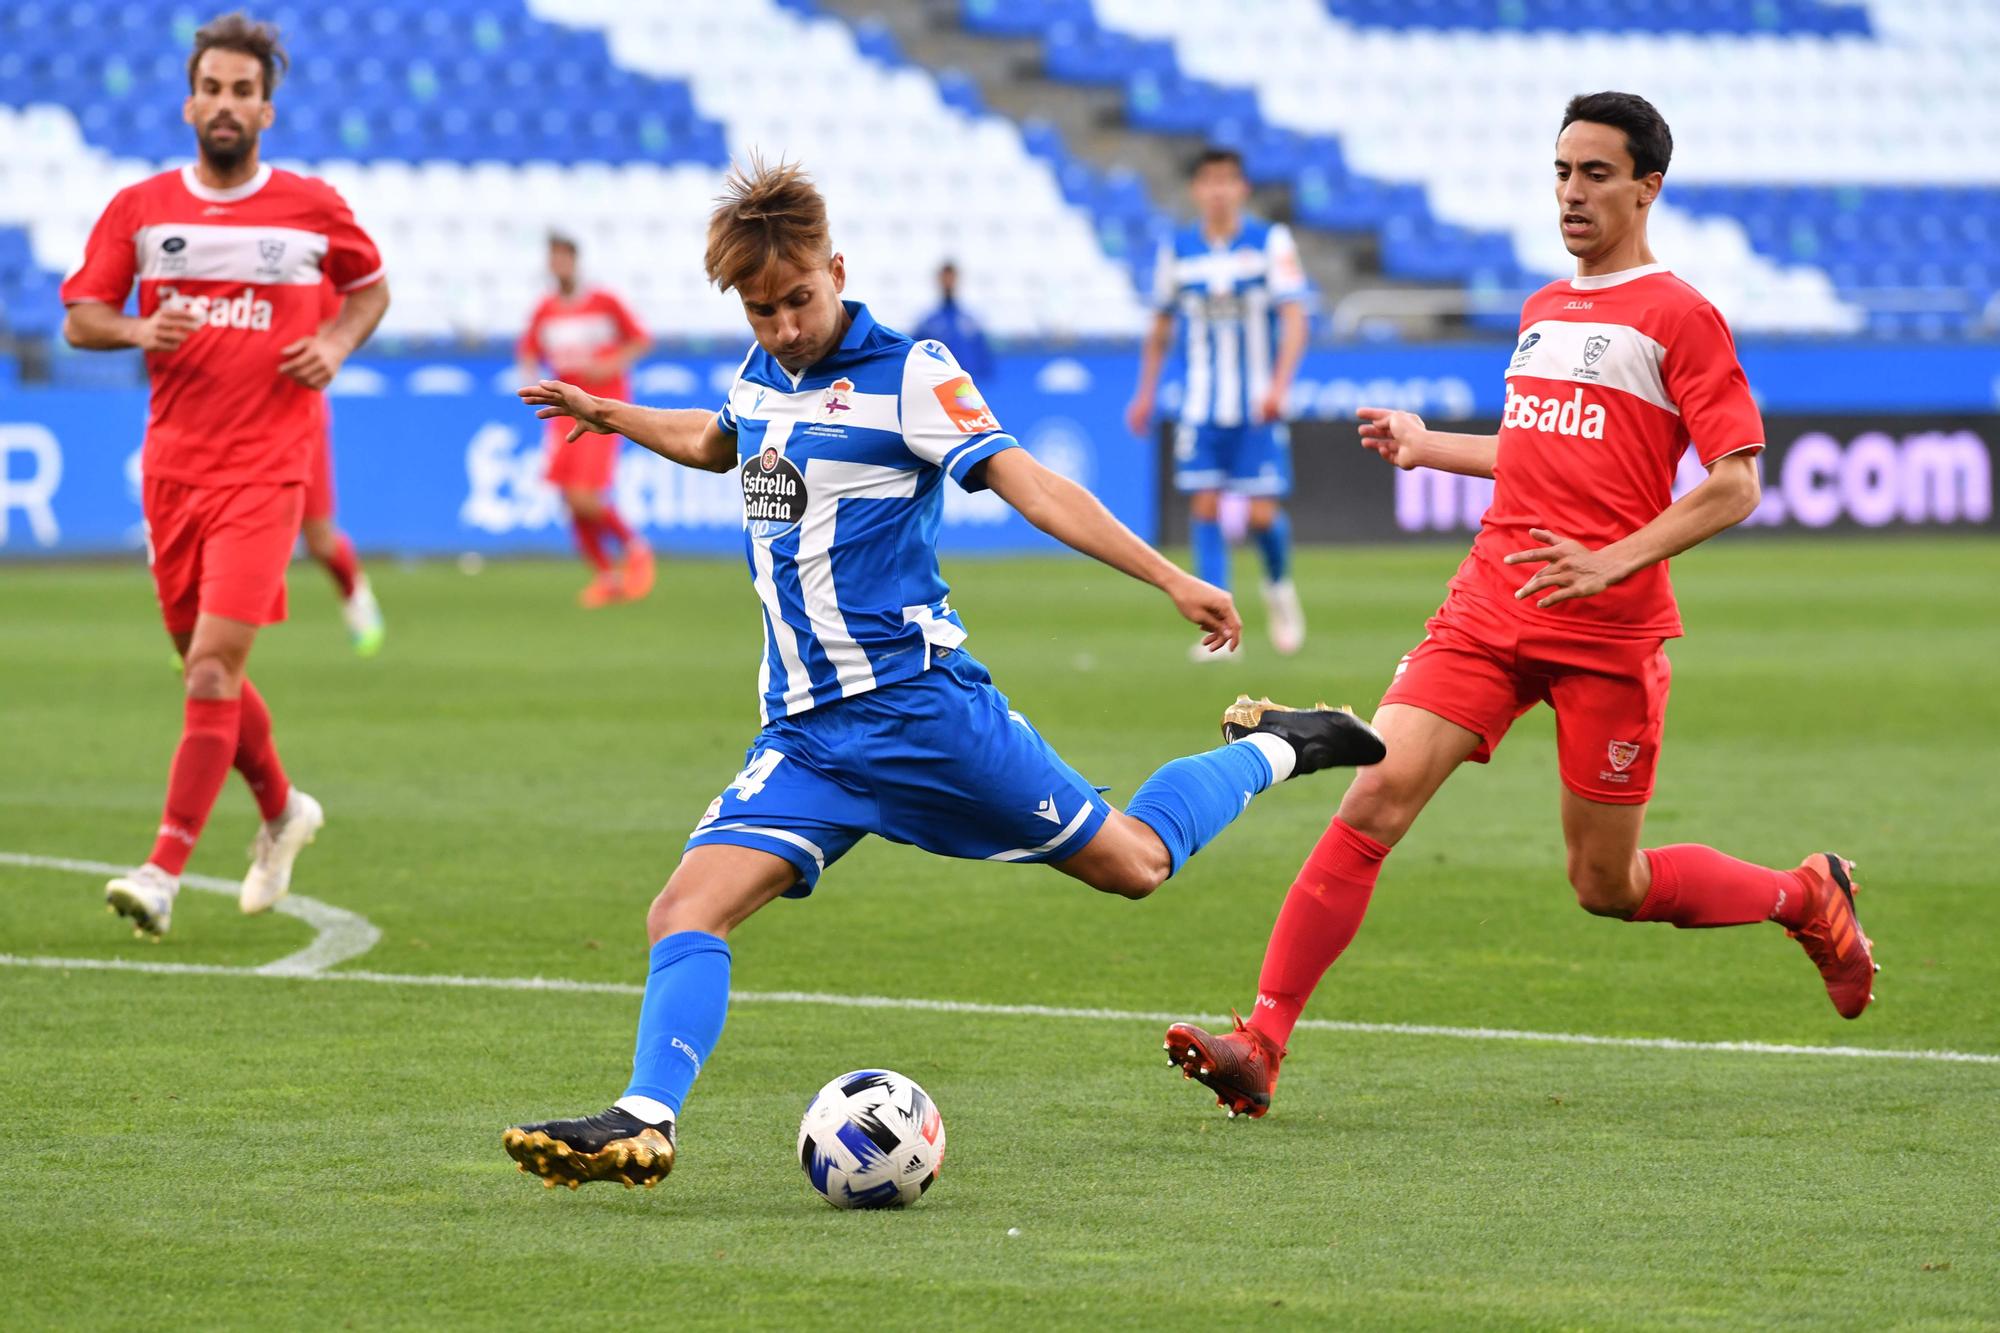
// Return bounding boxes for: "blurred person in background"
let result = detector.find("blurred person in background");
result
[299,275,385,655]
[515,233,653,607]
[1128,147,1310,663]
[60,12,389,937]
[914,260,994,383]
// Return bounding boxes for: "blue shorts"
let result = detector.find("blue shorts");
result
[685,649,1112,896]
[1173,422,1292,497]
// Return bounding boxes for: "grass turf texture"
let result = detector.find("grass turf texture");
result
[2,539,1996,1330]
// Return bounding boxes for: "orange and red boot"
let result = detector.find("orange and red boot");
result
[1164,1011,1285,1119]
[1787,853,1877,1019]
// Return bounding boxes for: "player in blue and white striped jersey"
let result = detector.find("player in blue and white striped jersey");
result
[501,159,1384,1191]
[1128,148,1312,662]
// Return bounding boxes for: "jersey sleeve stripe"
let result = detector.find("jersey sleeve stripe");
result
[334,264,387,295]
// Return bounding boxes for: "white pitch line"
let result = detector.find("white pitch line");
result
[0,850,380,975]
[1,951,1995,1068]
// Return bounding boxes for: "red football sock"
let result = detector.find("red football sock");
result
[1633,844,1814,929]
[320,532,361,599]
[572,513,612,572]
[597,504,634,549]
[1249,817,1391,1049]
[234,680,291,821]
[149,696,242,875]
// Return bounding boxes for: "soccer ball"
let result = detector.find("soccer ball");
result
[797,1069,946,1209]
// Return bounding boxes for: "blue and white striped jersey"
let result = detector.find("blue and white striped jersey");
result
[1153,218,1309,428]
[716,302,1019,724]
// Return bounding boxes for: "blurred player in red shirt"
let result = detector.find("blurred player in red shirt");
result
[515,234,653,607]
[1167,93,1879,1119]
[60,14,389,938]
[300,276,385,655]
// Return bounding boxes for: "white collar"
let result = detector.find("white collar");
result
[180,162,272,203]
[1568,262,1668,291]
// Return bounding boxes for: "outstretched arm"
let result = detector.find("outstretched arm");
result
[518,379,736,472]
[1357,406,1497,478]
[1505,452,1761,608]
[978,446,1240,650]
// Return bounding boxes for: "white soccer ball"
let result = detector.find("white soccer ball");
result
[797,1069,946,1209]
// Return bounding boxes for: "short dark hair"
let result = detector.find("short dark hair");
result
[187,11,287,100]
[1190,146,1245,178]
[548,232,578,256]
[1560,92,1672,179]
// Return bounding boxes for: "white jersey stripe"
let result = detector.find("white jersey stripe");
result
[749,420,813,721]
[1509,319,1676,416]
[796,459,920,698]
[1212,316,1242,427]
[1242,285,1272,413]
[134,223,330,287]
[732,380,901,436]
[1182,296,1212,426]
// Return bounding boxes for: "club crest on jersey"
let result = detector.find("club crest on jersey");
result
[820,377,854,417]
[933,375,1000,435]
[1606,740,1642,772]
[741,446,808,536]
[255,237,287,278]
[1582,334,1611,367]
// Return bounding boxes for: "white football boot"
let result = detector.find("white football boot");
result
[240,789,325,914]
[1188,637,1244,664]
[1261,579,1307,657]
[105,863,179,940]
[343,578,385,657]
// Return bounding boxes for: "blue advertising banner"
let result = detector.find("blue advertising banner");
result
[4,341,1995,557]
[0,350,1154,558]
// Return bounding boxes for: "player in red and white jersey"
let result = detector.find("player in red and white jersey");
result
[515,233,654,607]
[301,276,385,655]
[59,15,389,938]
[1166,93,1878,1119]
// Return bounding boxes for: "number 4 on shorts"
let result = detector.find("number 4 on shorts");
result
[727,749,786,801]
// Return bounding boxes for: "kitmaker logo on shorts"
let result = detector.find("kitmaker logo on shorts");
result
[741,445,808,536]
[933,375,1000,435]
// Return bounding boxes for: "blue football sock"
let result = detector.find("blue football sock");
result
[622,930,732,1116]
[1125,740,1280,878]
[1253,510,1292,584]
[1191,516,1228,592]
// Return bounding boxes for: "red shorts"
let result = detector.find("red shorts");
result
[1379,588,1672,804]
[304,428,335,521]
[142,478,304,635]
[544,421,619,491]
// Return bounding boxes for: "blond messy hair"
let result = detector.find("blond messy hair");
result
[704,156,832,294]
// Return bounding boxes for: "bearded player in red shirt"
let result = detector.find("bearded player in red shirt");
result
[515,233,654,607]
[60,14,388,938]
[1166,92,1878,1119]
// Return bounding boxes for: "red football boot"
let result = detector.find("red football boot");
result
[1164,1011,1285,1119]
[1787,853,1877,1019]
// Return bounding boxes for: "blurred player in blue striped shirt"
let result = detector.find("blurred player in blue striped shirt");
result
[1128,148,1311,662]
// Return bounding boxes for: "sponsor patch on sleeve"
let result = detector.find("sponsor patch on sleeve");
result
[932,375,1001,435]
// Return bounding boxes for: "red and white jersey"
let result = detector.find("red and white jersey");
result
[60,163,384,487]
[1454,264,1764,639]
[517,287,646,402]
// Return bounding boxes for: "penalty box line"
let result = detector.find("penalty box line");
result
[2,951,1997,1068]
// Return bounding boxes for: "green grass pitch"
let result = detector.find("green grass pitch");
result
[2,538,1996,1330]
